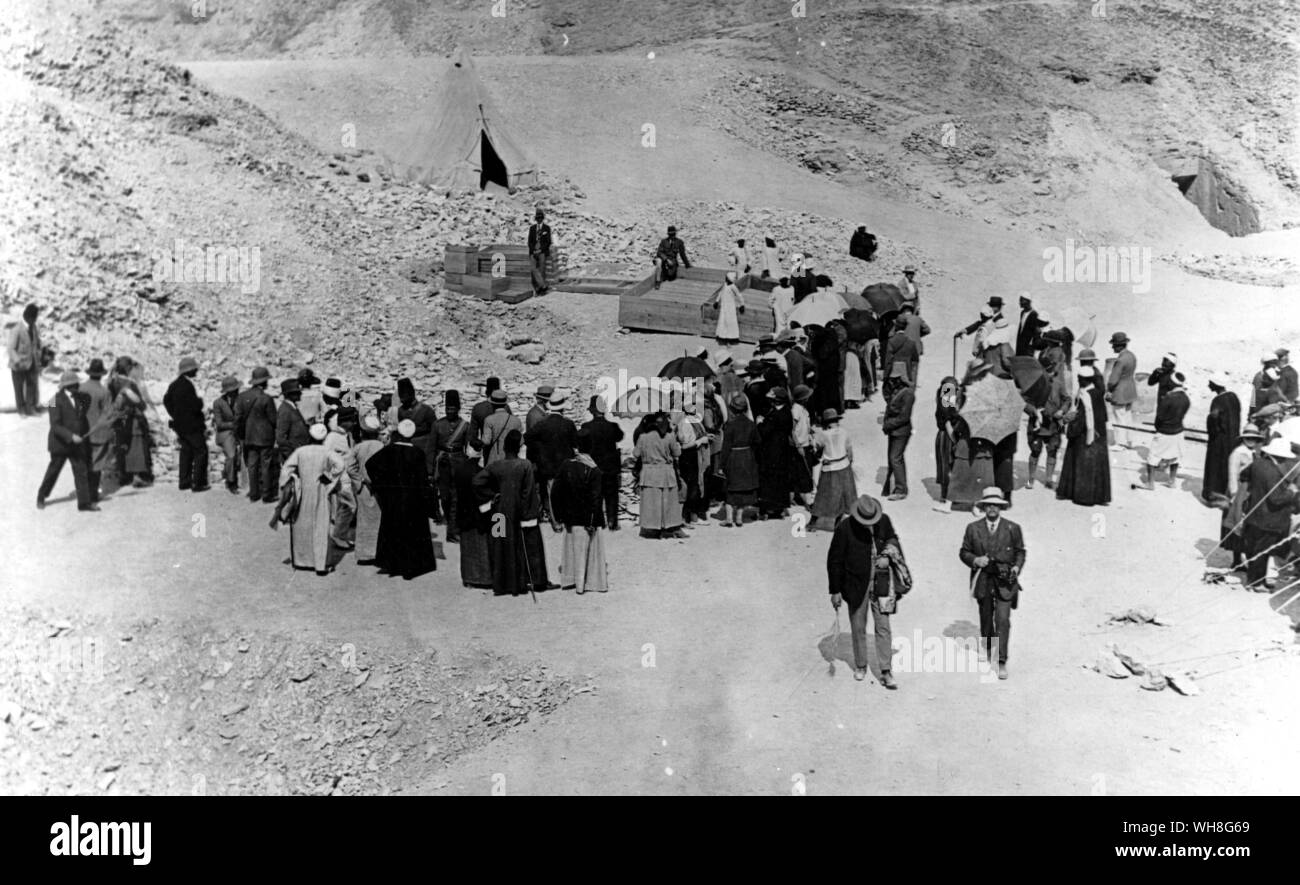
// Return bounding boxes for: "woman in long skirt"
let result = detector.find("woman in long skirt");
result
[711,271,744,345]
[552,437,609,593]
[719,394,760,526]
[843,347,864,408]
[634,412,684,539]
[933,377,964,506]
[810,409,857,528]
[1056,366,1112,506]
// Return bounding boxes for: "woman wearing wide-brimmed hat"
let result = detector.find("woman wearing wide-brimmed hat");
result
[827,494,908,687]
[719,393,760,526]
[809,408,856,529]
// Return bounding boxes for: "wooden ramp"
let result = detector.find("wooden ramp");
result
[617,268,775,343]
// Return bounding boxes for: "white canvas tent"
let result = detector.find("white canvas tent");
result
[382,47,539,192]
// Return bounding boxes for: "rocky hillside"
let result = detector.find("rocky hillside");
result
[112,0,1300,240]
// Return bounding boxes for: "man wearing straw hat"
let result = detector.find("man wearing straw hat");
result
[959,487,1026,680]
[37,370,97,511]
[213,374,243,494]
[1237,437,1300,591]
[525,388,578,531]
[1104,331,1137,451]
[827,495,904,688]
[897,265,920,314]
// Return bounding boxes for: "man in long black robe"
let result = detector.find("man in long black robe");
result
[1203,376,1241,502]
[365,420,437,580]
[756,387,796,518]
[473,429,552,596]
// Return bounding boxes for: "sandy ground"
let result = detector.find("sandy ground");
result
[4,47,1300,794]
[4,289,1298,794]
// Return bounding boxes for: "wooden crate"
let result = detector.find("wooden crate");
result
[443,244,477,275]
[462,274,509,300]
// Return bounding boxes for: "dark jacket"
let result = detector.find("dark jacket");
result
[578,415,625,477]
[163,375,205,435]
[655,236,690,267]
[213,394,238,444]
[827,514,898,608]
[1154,388,1190,435]
[47,388,91,456]
[236,387,277,447]
[882,386,916,437]
[1015,309,1040,356]
[849,228,877,262]
[1280,365,1299,402]
[551,457,605,529]
[782,348,809,390]
[275,401,311,460]
[1241,456,1300,534]
[525,413,578,478]
[469,399,497,449]
[959,517,1027,607]
[884,331,919,380]
[528,222,552,255]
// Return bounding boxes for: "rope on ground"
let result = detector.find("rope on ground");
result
[1193,649,1290,681]
[1199,459,1300,566]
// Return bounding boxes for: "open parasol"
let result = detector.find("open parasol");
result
[1008,356,1050,408]
[839,286,871,312]
[788,290,846,328]
[961,374,1024,443]
[1056,306,1097,349]
[861,283,904,315]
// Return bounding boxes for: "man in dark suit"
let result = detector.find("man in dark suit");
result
[38,371,97,511]
[1015,294,1042,357]
[883,315,919,387]
[275,377,311,463]
[827,495,900,688]
[653,224,691,289]
[528,208,553,295]
[236,366,280,503]
[162,355,209,492]
[525,389,578,531]
[469,376,503,455]
[881,374,915,500]
[578,395,625,530]
[959,487,1027,680]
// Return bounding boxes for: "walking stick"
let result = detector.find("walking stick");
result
[952,333,958,379]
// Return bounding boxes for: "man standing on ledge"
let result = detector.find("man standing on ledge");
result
[528,208,553,296]
[960,487,1026,681]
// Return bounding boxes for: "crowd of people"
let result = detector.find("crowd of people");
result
[19,216,1300,687]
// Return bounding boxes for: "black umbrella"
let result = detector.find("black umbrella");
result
[842,308,879,344]
[1008,356,1050,408]
[658,355,715,383]
[862,283,904,315]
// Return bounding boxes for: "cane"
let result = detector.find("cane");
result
[519,519,540,604]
